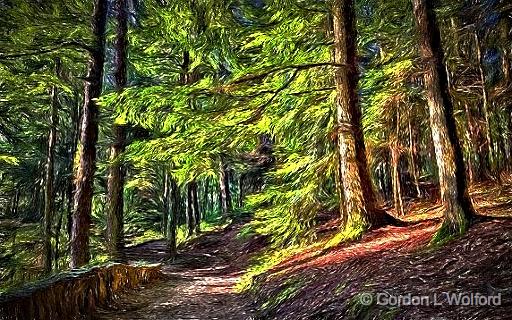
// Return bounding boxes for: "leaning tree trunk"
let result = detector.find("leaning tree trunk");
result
[71,0,108,269]
[411,0,475,239]
[43,58,62,274]
[332,0,393,237]
[106,0,128,262]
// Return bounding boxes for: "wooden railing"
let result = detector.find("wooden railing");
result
[0,263,163,320]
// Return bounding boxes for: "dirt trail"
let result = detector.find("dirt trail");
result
[94,221,258,320]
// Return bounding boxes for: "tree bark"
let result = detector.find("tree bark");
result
[238,174,245,208]
[43,58,62,274]
[203,178,209,220]
[219,158,232,216]
[106,0,129,262]
[391,106,404,216]
[191,181,200,234]
[474,31,494,174]
[167,176,179,258]
[70,0,108,269]
[332,0,393,236]
[67,93,80,238]
[407,111,421,197]
[186,183,196,237]
[464,103,478,183]
[411,0,475,238]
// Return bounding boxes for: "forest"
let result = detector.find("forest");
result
[0,0,511,319]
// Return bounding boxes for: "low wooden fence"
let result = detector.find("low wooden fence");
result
[0,263,163,320]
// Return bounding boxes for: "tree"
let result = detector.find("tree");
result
[411,0,475,240]
[70,0,108,268]
[43,58,62,274]
[219,157,232,217]
[332,0,395,239]
[106,0,129,262]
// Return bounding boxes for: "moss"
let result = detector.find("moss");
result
[324,217,368,249]
[347,292,375,319]
[430,216,469,246]
[236,245,309,293]
[261,278,306,311]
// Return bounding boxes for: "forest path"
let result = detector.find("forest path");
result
[94,219,258,320]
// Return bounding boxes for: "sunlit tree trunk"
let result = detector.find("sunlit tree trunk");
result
[464,103,478,184]
[106,0,128,262]
[162,169,170,237]
[391,106,404,216]
[411,0,475,239]
[66,93,80,238]
[332,0,394,236]
[70,0,108,269]
[43,58,62,274]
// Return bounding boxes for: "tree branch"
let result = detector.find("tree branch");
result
[0,41,95,60]
[239,69,300,125]
[231,62,346,85]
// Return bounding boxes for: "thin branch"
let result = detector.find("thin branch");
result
[290,87,335,96]
[0,41,95,60]
[231,62,346,85]
[239,69,300,125]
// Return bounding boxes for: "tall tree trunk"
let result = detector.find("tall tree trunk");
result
[106,0,128,262]
[332,0,393,237]
[238,174,245,208]
[70,0,108,269]
[43,58,62,274]
[54,189,65,270]
[411,0,475,239]
[67,93,80,238]
[191,181,200,234]
[203,178,209,220]
[501,18,512,168]
[391,106,404,216]
[464,103,478,184]
[407,111,421,197]
[11,189,20,217]
[167,176,179,258]
[474,32,494,174]
[186,183,195,237]
[162,169,170,237]
[219,158,232,216]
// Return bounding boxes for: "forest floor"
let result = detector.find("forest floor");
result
[94,179,512,320]
[93,217,261,320]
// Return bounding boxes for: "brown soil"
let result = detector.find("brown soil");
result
[94,180,512,320]
[93,220,260,320]
[252,180,512,320]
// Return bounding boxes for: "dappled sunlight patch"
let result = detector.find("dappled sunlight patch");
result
[274,221,438,274]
